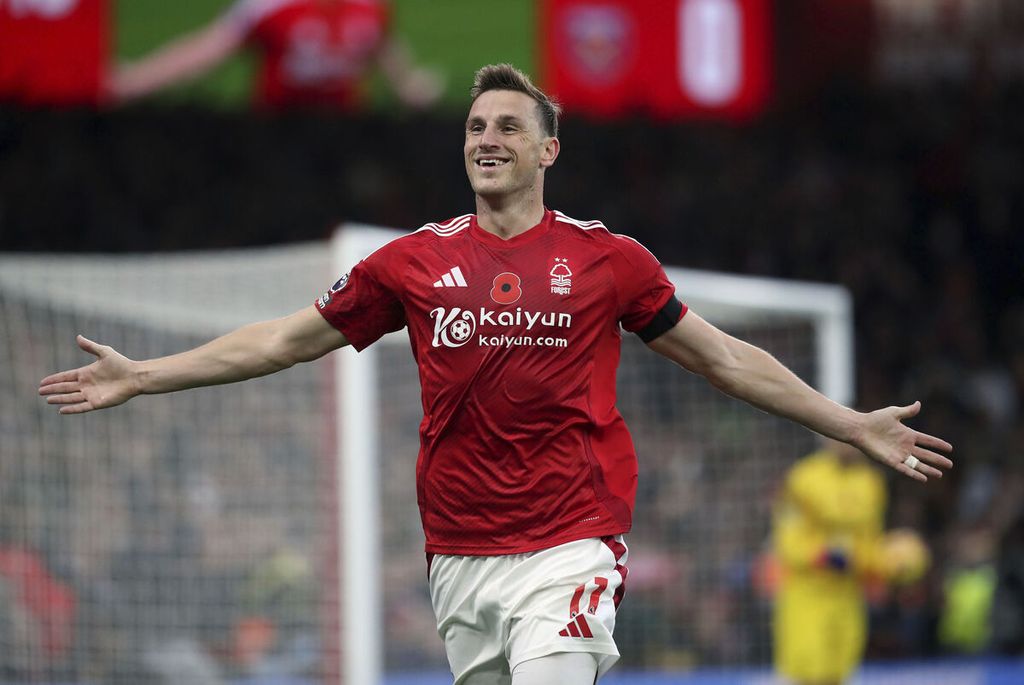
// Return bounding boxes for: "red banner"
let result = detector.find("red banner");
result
[540,0,772,120]
[0,0,109,106]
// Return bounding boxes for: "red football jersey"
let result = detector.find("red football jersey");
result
[317,210,686,555]
[228,0,389,109]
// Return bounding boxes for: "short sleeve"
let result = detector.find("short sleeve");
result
[315,244,406,351]
[614,236,686,334]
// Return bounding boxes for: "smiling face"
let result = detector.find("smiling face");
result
[464,89,559,202]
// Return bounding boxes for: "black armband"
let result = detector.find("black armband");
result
[636,296,684,343]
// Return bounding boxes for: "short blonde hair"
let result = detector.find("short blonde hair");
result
[470,63,561,138]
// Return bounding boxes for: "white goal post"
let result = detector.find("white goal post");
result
[0,222,852,685]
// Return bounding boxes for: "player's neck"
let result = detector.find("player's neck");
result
[474,191,546,241]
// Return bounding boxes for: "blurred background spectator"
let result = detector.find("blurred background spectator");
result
[0,519,77,680]
[771,440,889,685]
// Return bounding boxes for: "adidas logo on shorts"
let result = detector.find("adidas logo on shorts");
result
[558,614,594,639]
[559,576,611,639]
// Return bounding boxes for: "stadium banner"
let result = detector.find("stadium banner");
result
[539,0,772,120]
[0,0,109,105]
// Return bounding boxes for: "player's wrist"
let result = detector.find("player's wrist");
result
[130,359,153,396]
[830,408,867,450]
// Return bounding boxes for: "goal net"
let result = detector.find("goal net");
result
[0,224,852,684]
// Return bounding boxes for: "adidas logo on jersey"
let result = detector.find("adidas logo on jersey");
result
[433,266,467,288]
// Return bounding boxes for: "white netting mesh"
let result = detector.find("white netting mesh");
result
[0,230,850,683]
[1,246,340,683]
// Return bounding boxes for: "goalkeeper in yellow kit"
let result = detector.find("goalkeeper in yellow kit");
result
[772,440,890,685]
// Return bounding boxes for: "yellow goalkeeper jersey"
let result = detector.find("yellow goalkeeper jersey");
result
[772,448,886,683]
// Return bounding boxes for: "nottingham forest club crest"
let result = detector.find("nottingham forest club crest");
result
[549,257,572,295]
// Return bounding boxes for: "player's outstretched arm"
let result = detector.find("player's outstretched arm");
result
[39,306,347,415]
[647,311,953,482]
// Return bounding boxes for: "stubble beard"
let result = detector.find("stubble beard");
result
[469,165,541,205]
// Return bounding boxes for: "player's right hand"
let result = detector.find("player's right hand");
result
[38,335,140,414]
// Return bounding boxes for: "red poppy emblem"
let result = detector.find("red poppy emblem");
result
[490,272,522,304]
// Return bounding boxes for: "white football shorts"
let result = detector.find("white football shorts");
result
[428,535,629,684]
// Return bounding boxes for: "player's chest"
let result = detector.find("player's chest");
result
[402,246,615,349]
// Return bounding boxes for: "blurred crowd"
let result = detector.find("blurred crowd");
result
[0,311,332,682]
[1,73,1023,679]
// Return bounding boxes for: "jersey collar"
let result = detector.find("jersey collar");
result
[470,209,554,248]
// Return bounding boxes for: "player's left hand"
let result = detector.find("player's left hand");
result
[855,401,952,482]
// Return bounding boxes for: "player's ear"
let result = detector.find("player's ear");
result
[540,136,559,169]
